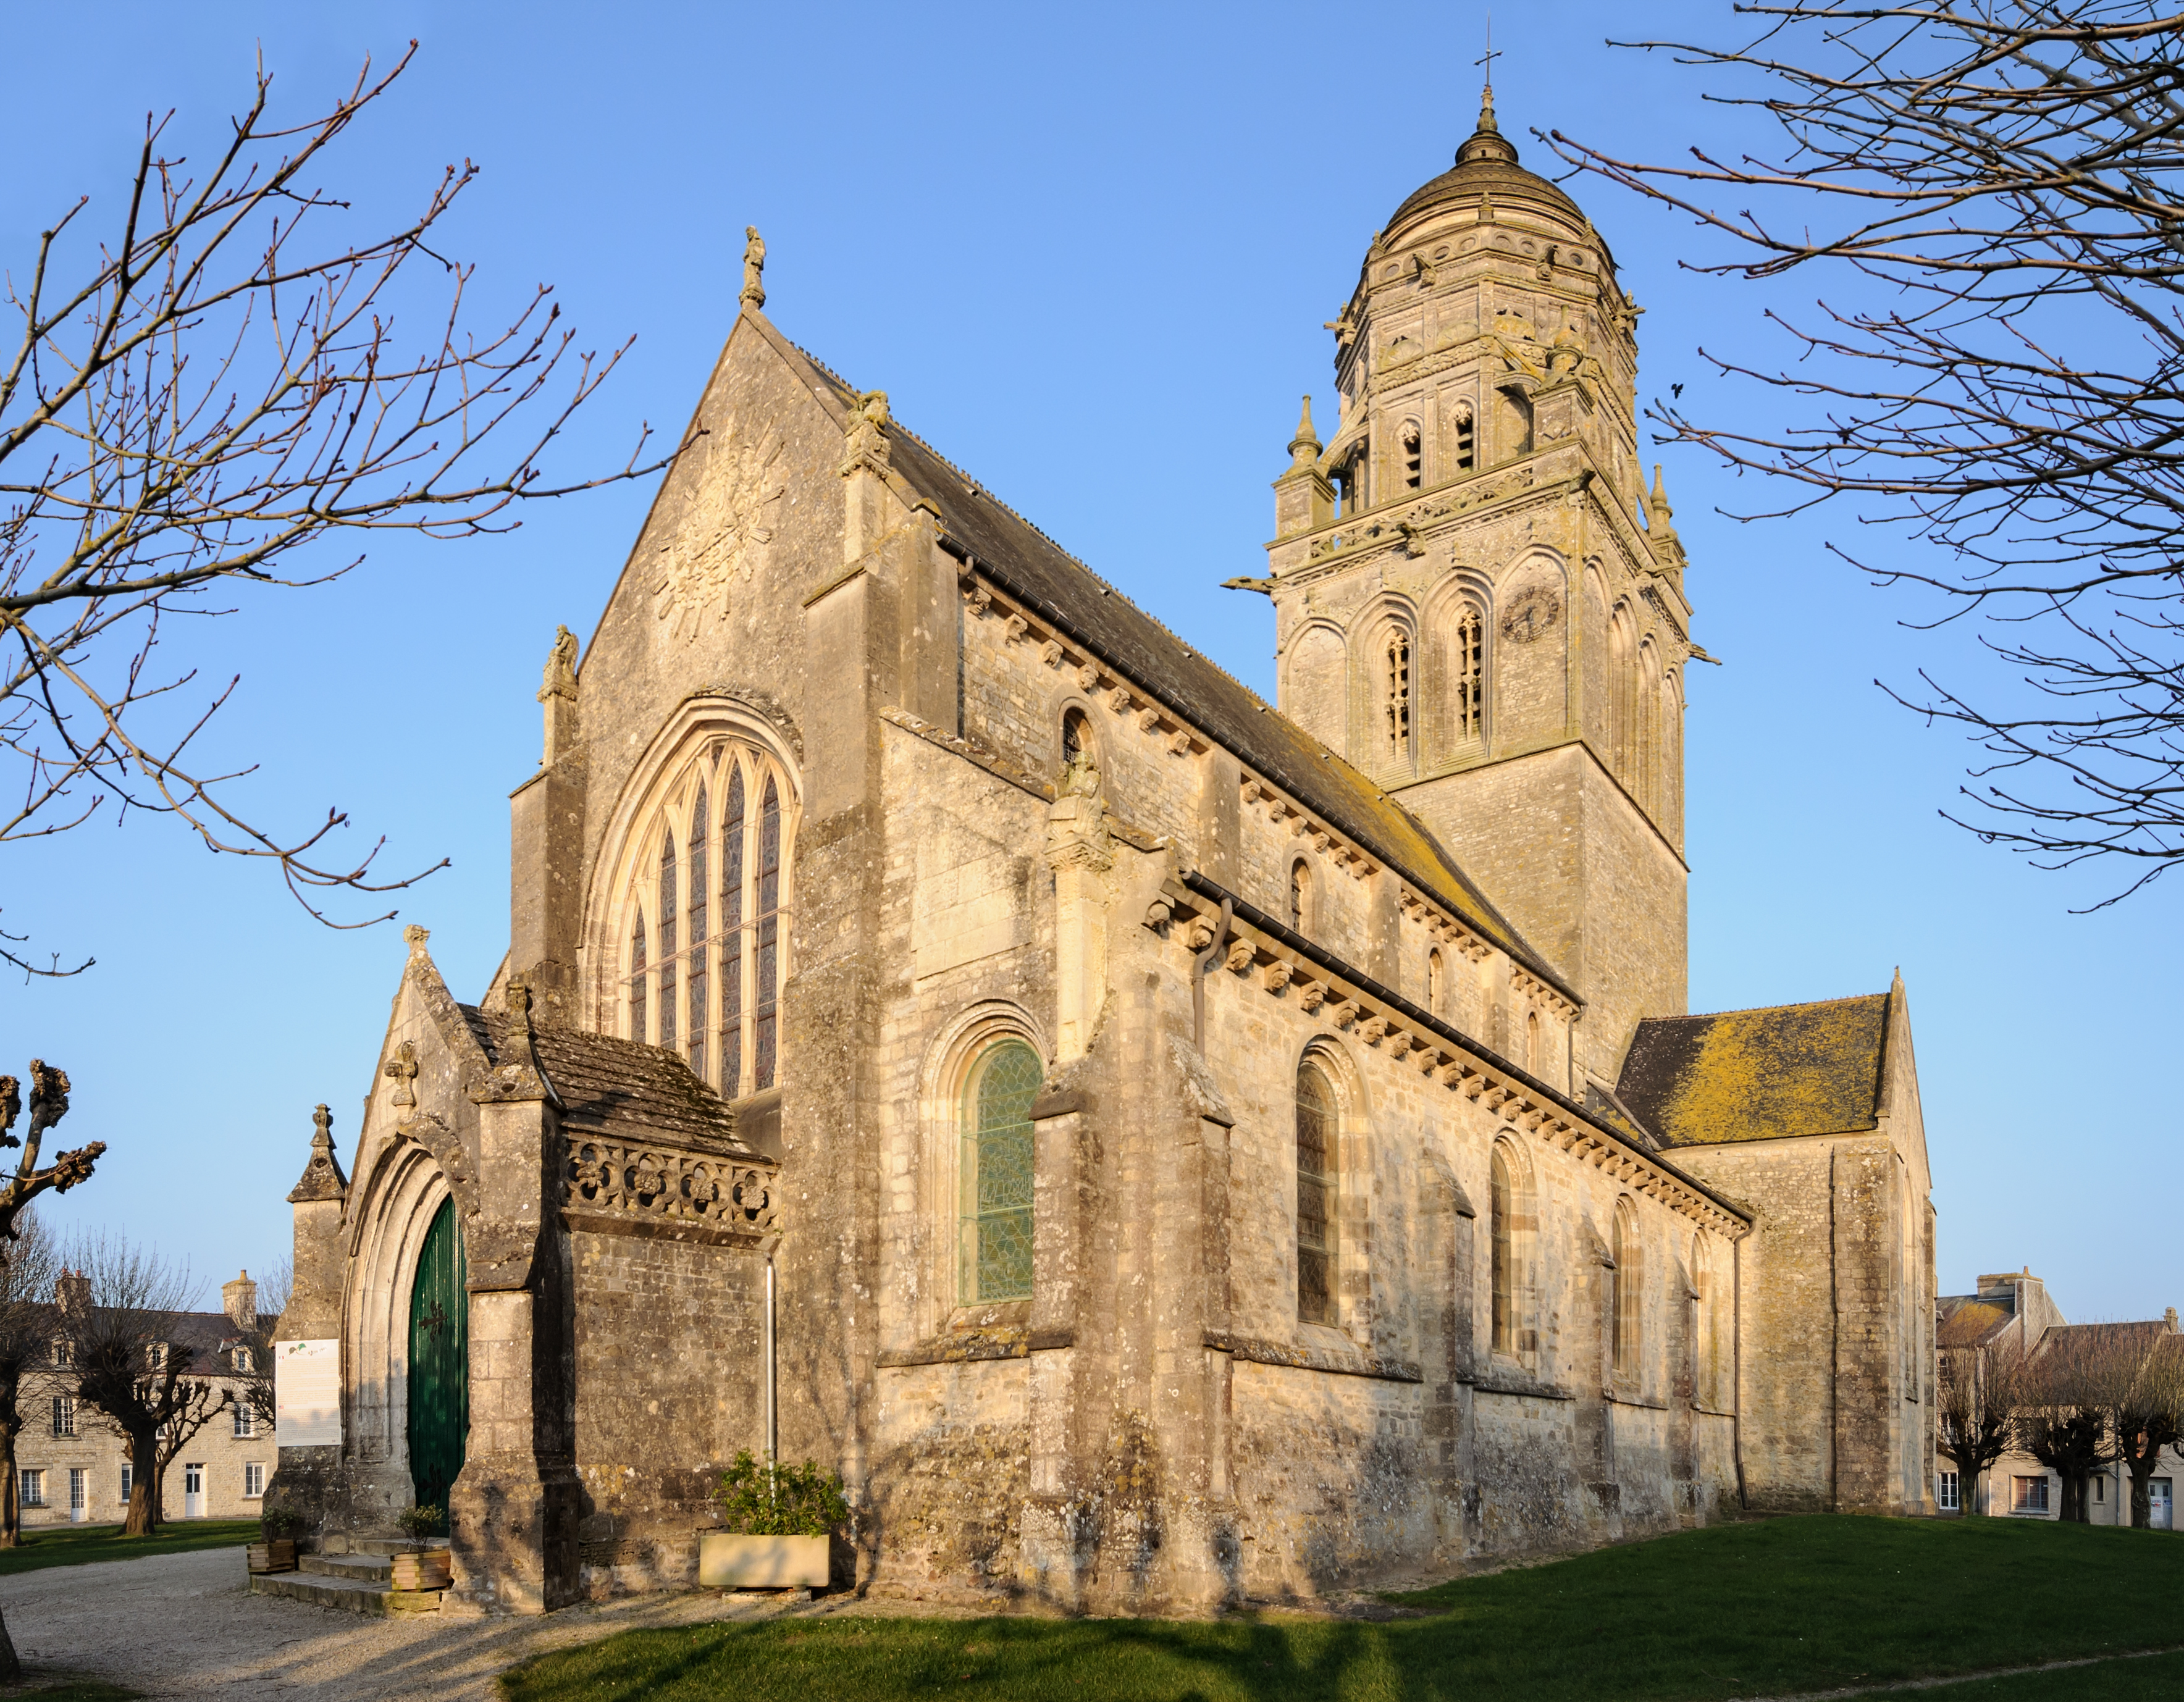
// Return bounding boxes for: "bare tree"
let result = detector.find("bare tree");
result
[232,1258,287,1431]
[1550,4,2184,904]
[2020,1331,2112,1523]
[0,45,671,971]
[0,1212,56,1548]
[1938,1336,2031,1515]
[2070,1322,2184,1528]
[52,1236,222,1538]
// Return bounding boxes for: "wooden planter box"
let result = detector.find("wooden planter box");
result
[246,1540,297,1574]
[391,1549,453,1591]
[697,1533,830,1590]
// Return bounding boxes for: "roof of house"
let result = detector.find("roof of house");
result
[1938,1297,2015,1351]
[1615,992,1891,1149]
[782,342,1571,1000]
[460,1007,752,1156]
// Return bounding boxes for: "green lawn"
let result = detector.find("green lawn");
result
[0,1519,260,1579]
[497,1516,2184,1702]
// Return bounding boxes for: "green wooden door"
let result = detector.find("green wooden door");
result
[406,1197,469,1525]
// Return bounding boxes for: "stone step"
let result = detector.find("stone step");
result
[330,1536,426,1557]
[249,1570,443,1616]
[301,1553,392,1581]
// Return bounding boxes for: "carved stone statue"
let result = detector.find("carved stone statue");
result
[741,226,767,309]
[1058,745,1102,800]
[539,625,579,703]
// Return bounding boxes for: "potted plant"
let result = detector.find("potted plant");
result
[391,1504,452,1591]
[698,1452,848,1591]
[248,1507,304,1574]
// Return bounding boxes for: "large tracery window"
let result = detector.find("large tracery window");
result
[618,729,796,1099]
[1295,1057,1338,1325]
[960,1038,1041,1303]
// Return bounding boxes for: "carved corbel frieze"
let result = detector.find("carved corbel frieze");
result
[1167,732,1193,757]
[1224,941,1256,975]
[1298,982,1327,1013]
[1041,640,1065,669]
[1075,662,1102,691]
[1002,614,1028,643]
[965,585,993,618]
[1143,895,1175,933]
[1135,707,1161,734]
[1263,961,1293,994]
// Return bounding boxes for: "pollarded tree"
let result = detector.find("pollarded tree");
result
[2070,1322,2184,1528]
[1551,4,2184,904]
[52,1236,221,1538]
[1937,1338,2031,1516]
[0,1212,57,1548]
[0,46,671,973]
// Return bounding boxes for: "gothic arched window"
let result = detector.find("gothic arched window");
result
[628,906,648,1042]
[656,833,678,1050]
[1490,1138,1535,1362]
[1383,627,1413,767]
[1453,600,1484,744]
[720,766,746,1092]
[686,784,710,1083]
[1453,402,1476,472]
[1613,1196,1642,1380]
[960,1038,1041,1303]
[1295,1058,1338,1325]
[1400,420,1423,490]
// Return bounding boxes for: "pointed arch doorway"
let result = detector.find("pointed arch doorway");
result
[406,1197,469,1526]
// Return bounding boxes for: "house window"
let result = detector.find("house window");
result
[1400,421,1423,490]
[1452,602,1484,742]
[51,1395,74,1437]
[687,782,710,1084]
[233,1403,256,1440]
[19,1469,42,1507]
[656,832,679,1050]
[1295,1058,1338,1325]
[244,1462,266,1499]
[119,1463,132,1504]
[1611,1197,1641,1380]
[960,1038,1041,1304]
[1384,631,1412,765]
[49,1339,69,1368]
[1938,1470,1960,1511]
[2012,1475,2051,1514]
[69,1468,85,1515]
[233,1346,253,1373]
[146,1341,167,1370]
[2094,1475,2107,1504]
[628,906,648,1041]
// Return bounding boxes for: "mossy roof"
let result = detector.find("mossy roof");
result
[1938,1298,2014,1350]
[1615,992,1890,1149]
[780,341,1572,1001]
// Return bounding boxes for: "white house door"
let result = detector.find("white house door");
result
[2152,1480,2174,1530]
[67,1469,85,1524]
[182,1462,204,1519]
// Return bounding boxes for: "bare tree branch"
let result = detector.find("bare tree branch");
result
[0,44,680,968]
[1549,4,2184,901]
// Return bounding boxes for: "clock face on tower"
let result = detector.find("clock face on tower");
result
[1500,584,1563,644]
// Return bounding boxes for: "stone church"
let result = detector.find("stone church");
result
[271,93,1940,1614]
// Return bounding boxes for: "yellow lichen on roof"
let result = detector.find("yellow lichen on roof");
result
[1939,1299,2010,1349]
[1616,993,1890,1148]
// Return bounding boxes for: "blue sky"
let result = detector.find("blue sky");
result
[1,2,2172,1320]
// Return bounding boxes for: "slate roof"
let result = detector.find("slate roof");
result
[459,1007,754,1156]
[1615,992,1891,1149]
[786,344,1573,1000]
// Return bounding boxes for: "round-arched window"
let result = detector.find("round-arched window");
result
[960,1039,1041,1304]
[1296,1057,1338,1325]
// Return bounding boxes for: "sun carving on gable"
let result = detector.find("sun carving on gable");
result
[653,424,788,641]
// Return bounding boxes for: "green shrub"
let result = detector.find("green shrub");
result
[713,1452,848,1537]
[396,1503,444,1546]
[259,1507,305,1540]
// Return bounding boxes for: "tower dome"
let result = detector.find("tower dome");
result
[1382,88,1586,242]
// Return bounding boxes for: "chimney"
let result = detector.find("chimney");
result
[2167,1307,2178,1333]
[223,1269,257,1333]
[56,1268,89,1318]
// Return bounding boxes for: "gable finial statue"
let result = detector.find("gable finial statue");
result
[741,226,767,311]
[539,625,578,704]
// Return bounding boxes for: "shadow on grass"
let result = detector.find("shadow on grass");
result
[497,1517,2184,1702]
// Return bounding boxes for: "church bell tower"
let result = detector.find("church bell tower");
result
[1258,87,1695,1085]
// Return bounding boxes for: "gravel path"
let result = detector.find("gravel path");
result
[0,1545,801,1699]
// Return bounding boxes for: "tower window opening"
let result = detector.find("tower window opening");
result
[1401,421,1422,490]
[1384,631,1412,765]
[1455,409,1476,471]
[1455,602,1484,741]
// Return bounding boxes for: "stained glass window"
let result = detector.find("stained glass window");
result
[1490,1146,1513,1355]
[687,784,709,1084]
[657,833,678,1050]
[629,906,647,1042]
[1296,1059,1337,1325]
[754,776,781,1091]
[721,766,746,1094]
[961,1039,1040,1302]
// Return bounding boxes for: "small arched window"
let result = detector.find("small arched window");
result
[657,832,679,1050]
[1384,628,1413,766]
[1400,420,1423,490]
[1427,948,1445,1016]
[1062,706,1093,770]
[961,1038,1041,1303]
[628,906,648,1041]
[1295,1058,1338,1325]
[1289,859,1314,934]
[1453,601,1484,743]
[1526,1008,1541,1073]
[687,784,710,1083]
[1613,1197,1641,1380]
